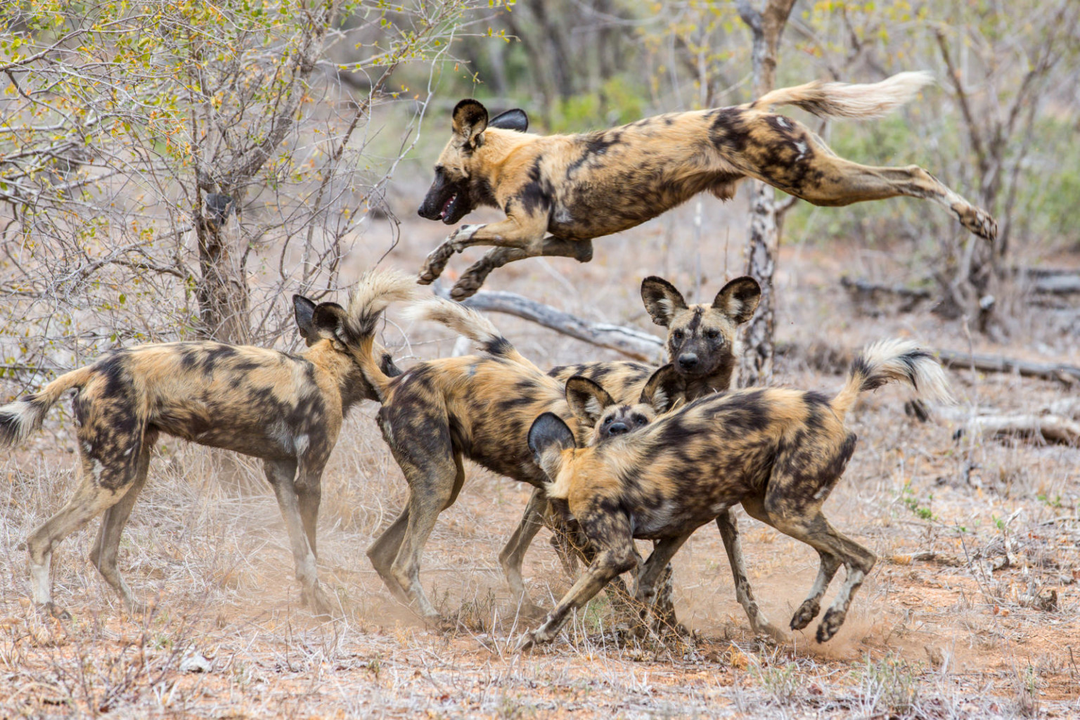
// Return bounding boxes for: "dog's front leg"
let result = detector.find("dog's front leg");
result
[518,514,637,650]
[452,237,595,300]
[418,213,548,287]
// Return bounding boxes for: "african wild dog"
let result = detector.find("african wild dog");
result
[497,274,765,632]
[416,72,997,300]
[330,270,683,620]
[0,293,401,618]
[523,339,953,648]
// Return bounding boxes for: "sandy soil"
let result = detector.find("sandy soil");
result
[1,200,1078,718]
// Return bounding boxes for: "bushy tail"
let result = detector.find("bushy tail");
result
[831,339,953,420]
[346,269,419,403]
[0,366,94,448]
[404,299,540,372]
[751,71,934,119]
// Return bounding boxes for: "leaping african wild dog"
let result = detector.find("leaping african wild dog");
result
[523,339,953,648]
[416,72,997,300]
[0,292,402,619]
[333,270,684,621]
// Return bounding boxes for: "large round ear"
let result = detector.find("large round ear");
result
[565,376,616,426]
[488,108,528,133]
[452,99,489,149]
[713,277,761,324]
[528,412,577,478]
[293,295,319,345]
[641,276,688,327]
[311,302,348,343]
[640,364,686,414]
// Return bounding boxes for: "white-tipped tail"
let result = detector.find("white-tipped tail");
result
[816,71,934,119]
[832,338,953,418]
[753,71,935,120]
[348,268,419,337]
[0,399,48,449]
[404,298,503,349]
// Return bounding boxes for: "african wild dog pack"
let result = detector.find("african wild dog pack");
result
[2,67,972,652]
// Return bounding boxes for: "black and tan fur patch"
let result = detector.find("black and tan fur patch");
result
[522,338,953,648]
[0,291,402,618]
[416,72,997,300]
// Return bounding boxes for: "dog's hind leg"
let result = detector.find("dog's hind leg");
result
[367,504,412,602]
[264,459,332,615]
[389,443,465,622]
[714,508,785,641]
[498,487,548,613]
[450,237,595,300]
[27,456,136,618]
[89,430,158,614]
[732,117,996,240]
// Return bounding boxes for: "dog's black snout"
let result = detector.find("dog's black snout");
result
[607,422,629,436]
[678,353,699,370]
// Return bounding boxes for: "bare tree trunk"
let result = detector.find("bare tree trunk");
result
[736,0,796,387]
[194,195,250,344]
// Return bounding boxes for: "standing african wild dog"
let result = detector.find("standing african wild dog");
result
[333,270,683,620]
[523,339,953,648]
[497,273,769,633]
[0,293,401,618]
[416,72,997,300]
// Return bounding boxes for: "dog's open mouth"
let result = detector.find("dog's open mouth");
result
[439,193,459,223]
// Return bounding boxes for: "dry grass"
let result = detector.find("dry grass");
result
[1,201,1078,718]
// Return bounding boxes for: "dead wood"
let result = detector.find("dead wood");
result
[432,284,665,363]
[936,348,1080,385]
[936,406,1080,445]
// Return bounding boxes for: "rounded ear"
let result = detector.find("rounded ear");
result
[293,295,319,344]
[641,276,688,327]
[528,412,577,478]
[311,302,348,342]
[452,99,489,149]
[488,108,529,133]
[640,364,686,414]
[713,277,761,324]
[565,376,616,426]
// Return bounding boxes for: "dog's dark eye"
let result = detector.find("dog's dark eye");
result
[672,330,684,342]
[603,417,613,425]
[706,330,721,340]
[632,414,647,426]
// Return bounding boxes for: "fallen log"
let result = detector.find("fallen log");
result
[953,413,1080,445]
[432,284,665,363]
[936,349,1080,385]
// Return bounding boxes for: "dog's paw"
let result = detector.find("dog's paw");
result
[449,273,487,301]
[958,204,997,241]
[417,242,456,285]
[449,223,485,251]
[41,602,71,622]
[515,631,540,652]
[754,619,787,643]
[303,583,336,618]
[815,607,846,643]
[789,598,821,631]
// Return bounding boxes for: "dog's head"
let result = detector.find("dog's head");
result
[418,99,529,224]
[564,365,685,446]
[292,294,401,398]
[641,276,760,389]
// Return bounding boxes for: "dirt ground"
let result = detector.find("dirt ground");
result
[1,197,1078,718]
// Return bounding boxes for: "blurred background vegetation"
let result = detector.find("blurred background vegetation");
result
[2,0,1078,385]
